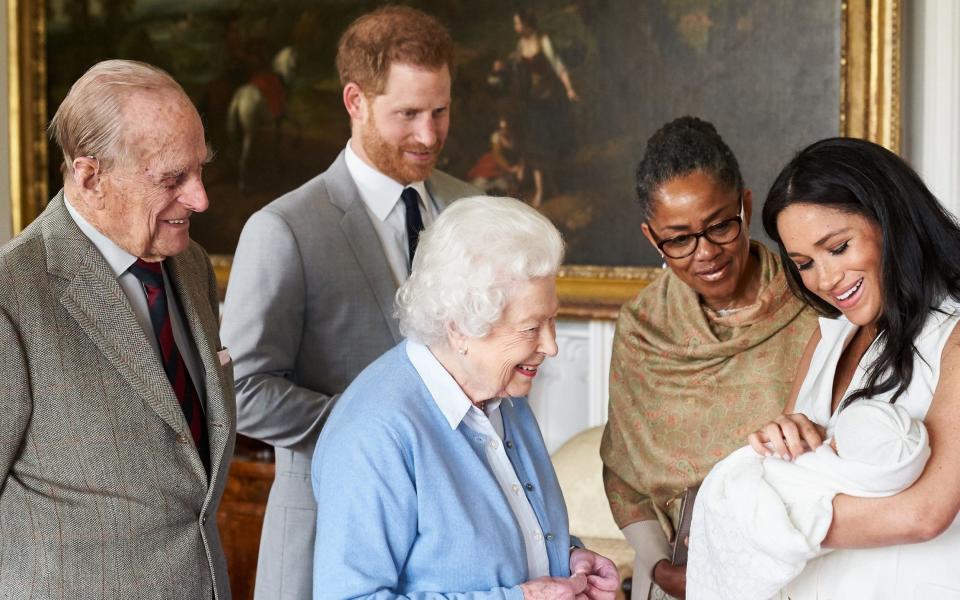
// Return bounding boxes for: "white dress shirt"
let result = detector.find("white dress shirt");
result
[344,140,440,284]
[406,340,550,579]
[64,197,206,407]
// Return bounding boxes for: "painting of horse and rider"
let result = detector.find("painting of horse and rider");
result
[44,0,841,267]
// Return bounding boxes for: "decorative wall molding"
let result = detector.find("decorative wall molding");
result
[529,319,616,454]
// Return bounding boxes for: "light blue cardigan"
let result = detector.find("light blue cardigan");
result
[312,341,573,599]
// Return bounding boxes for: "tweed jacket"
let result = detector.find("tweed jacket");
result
[0,192,236,599]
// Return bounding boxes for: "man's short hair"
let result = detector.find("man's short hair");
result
[49,59,186,174]
[336,5,454,95]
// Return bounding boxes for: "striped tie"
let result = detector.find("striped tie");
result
[129,259,209,473]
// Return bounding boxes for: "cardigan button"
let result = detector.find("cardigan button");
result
[505,440,514,449]
[545,533,554,541]
[525,483,534,491]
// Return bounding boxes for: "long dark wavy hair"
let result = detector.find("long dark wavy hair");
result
[762,137,960,407]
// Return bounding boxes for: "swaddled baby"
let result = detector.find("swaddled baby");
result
[831,398,925,464]
[685,400,930,600]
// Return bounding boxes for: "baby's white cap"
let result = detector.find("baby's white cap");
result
[834,399,924,465]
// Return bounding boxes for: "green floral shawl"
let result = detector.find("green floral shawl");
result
[600,242,817,540]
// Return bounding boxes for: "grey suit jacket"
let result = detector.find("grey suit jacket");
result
[0,193,236,599]
[220,152,477,600]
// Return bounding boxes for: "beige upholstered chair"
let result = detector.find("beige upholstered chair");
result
[552,426,635,599]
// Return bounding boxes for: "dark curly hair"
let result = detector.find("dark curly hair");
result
[763,137,960,409]
[635,116,744,219]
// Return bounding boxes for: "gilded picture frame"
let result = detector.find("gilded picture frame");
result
[8,0,900,319]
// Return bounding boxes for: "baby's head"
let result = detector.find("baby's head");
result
[833,400,925,465]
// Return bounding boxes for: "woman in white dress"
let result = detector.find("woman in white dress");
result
[751,137,960,599]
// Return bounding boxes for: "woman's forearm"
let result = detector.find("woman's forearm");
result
[622,520,670,599]
[824,484,958,548]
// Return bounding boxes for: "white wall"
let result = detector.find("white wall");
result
[903,0,960,216]
[0,0,12,245]
[528,319,616,453]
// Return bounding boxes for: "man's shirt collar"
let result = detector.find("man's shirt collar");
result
[64,195,139,277]
[406,340,503,430]
[344,139,428,221]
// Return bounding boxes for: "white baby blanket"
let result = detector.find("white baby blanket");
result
[685,401,930,600]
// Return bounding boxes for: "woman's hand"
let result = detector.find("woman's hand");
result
[520,574,588,599]
[569,548,620,599]
[652,559,685,599]
[747,412,826,460]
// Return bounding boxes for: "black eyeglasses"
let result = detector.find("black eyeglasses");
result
[647,194,744,259]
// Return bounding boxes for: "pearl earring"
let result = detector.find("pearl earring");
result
[457,347,467,356]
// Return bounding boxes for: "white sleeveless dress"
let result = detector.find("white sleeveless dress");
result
[779,299,960,600]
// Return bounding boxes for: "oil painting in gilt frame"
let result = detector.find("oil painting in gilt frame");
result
[9,0,899,317]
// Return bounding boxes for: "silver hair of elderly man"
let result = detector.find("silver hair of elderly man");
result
[396,195,565,346]
[49,59,187,173]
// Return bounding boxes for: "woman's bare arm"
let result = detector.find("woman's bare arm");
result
[822,324,960,547]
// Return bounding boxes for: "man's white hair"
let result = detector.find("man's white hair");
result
[396,196,564,346]
[49,59,186,175]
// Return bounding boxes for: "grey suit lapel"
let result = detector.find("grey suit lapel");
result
[425,174,456,211]
[165,254,234,486]
[326,153,403,342]
[43,196,189,439]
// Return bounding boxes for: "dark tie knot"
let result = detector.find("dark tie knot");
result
[128,258,164,289]
[401,187,421,210]
[400,188,420,212]
[400,187,425,267]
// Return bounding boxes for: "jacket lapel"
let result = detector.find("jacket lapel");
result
[165,253,235,490]
[326,153,403,343]
[44,196,189,438]
[424,174,454,211]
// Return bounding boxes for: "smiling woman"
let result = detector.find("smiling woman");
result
[776,206,884,329]
[311,195,620,600]
[749,137,960,598]
[600,117,817,600]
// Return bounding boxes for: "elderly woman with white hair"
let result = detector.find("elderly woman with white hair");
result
[311,196,619,600]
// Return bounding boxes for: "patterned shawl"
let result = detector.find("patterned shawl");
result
[600,242,817,540]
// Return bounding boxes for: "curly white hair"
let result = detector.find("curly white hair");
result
[396,196,564,346]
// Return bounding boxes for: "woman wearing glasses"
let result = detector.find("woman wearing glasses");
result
[600,117,817,599]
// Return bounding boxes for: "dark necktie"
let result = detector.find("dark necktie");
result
[401,187,425,267]
[128,259,209,473]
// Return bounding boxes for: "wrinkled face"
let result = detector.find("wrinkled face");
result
[356,63,451,185]
[454,277,559,403]
[642,170,753,309]
[98,91,210,261]
[777,204,884,326]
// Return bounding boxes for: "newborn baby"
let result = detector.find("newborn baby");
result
[685,400,930,600]
[830,398,925,464]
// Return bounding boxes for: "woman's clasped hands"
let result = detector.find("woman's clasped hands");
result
[520,548,619,599]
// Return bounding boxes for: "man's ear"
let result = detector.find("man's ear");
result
[343,82,368,121]
[70,156,106,209]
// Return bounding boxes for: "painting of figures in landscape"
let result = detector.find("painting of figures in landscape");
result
[45,0,841,267]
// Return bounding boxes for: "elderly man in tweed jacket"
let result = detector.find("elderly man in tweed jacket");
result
[0,60,235,599]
